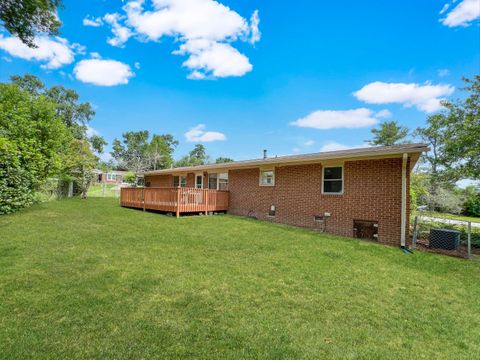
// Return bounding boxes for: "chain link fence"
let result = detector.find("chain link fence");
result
[411,214,479,259]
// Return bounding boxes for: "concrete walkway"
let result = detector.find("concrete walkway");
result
[419,216,480,228]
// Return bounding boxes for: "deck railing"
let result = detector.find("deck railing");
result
[120,187,229,216]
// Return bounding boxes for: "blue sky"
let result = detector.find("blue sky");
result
[1,0,479,162]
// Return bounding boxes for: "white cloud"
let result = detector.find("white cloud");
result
[83,16,103,27]
[74,59,134,86]
[303,139,315,147]
[0,35,75,69]
[375,109,392,118]
[124,0,249,42]
[438,68,450,77]
[440,3,450,14]
[353,81,454,113]
[185,124,226,142]
[291,108,379,130]
[441,0,480,27]
[86,125,100,137]
[134,61,141,69]
[320,141,368,152]
[174,39,252,78]
[249,10,261,44]
[104,13,132,47]
[99,0,259,79]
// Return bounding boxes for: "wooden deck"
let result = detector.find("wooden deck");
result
[120,187,229,217]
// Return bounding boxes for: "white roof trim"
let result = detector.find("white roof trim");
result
[143,143,429,176]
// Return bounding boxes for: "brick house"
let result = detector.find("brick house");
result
[124,144,428,247]
[94,170,129,185]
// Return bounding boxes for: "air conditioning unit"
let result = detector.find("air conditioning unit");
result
[429,229,461,250]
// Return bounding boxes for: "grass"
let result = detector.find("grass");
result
[87,183,120,198]
[0,199,479,359]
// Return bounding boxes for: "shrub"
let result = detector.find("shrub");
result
[123,172,137,186]
[0,139,36,214]
[464,195,480,217]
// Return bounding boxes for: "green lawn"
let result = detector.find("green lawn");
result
[87,183,120,198]
[1,199,479,359]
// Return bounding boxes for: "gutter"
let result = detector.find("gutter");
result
[400,153,409,252]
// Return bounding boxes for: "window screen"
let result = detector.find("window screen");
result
[196,175,203,188]
[208,173,218,189]
[180,176,187,187]
[173,176,180,187]
[323,166,343,194]
[260,170,274,186]
[218,173,228,190]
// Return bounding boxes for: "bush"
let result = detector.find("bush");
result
[464,195,480,217]
[123,172,137,186]
[0,139,36,214]
[423,186,464,214]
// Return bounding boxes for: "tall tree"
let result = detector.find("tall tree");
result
[0,0,62,47]
[215,157,234,164]
[147,134,178,170]
[175,144,210,167]
[441,76,480,179]
[111,131,151,173]
[414,114,454,184]
[416,75,480,182]
[1,75,106,209]
[368,120,409,146]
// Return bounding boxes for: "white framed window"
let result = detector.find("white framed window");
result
[173,175,187,188]
[218,173,228,190]
[195,174,203,189]
[322,166,343,194]
[106,173,117,181]
[260,170,275,186]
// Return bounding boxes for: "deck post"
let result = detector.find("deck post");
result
[176,187,181,218]
[205,189,209,215]
[142,187,146,212]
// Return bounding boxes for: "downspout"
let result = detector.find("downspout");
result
[400,153,411,253]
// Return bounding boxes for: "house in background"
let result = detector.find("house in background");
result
[94,170,130,185]
[121,144,428,247]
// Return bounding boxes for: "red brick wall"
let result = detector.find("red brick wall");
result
[145,175,172,187]
[186,173,195,188]
[228,158,410,246]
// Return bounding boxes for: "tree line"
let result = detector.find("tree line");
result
[0,74,233,214]
[1,74,478,215]
[367,76,479,216]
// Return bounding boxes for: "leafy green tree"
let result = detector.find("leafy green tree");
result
[90,135,107,154]
[11,75,96,139]
[215,157,234,164]
[441,76,480,179]
[111,131,178,172]
[147,134,178,170]
[174,144,210,167]
[415,76,480,183]
[111,131,151,173]
[414,114,454,185]
[368,120,409,146]
[123,172,137,186]
[1,76,105,209]
[61,138,98,199]
[0,0,62,47]
[10,74,44,94]
[0,138,36,214]
[0,82,66,182]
